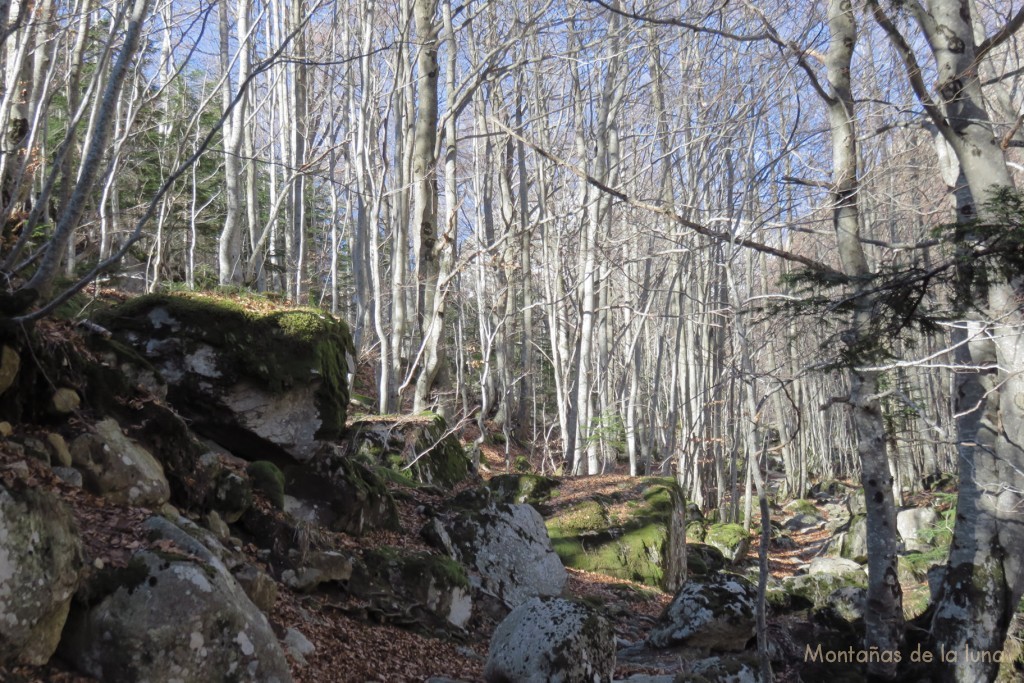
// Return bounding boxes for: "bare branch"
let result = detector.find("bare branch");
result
[490,118,841,276]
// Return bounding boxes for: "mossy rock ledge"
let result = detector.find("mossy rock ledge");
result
[543,477,687,591]
[348,412,472,488]
[352,547,473,630]
[97,293,355,462]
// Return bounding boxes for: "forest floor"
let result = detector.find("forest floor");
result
[1,411,872,683]
[1,321,891,682]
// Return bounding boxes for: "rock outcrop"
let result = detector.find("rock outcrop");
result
[60,515,292,683]
[484,596,614,683]
[0,483,82,666]
[647,573,756,651]
[98,294,354,463]
[426,489,566,610]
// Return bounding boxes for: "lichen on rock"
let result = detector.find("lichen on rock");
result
[0,483,82,666]
[97,293,355,462]
[60,514,292,683]
[484,596,615,683]
[647,572,757,651]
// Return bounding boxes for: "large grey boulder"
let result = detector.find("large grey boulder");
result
[0,484,82,665]
[826,515,867,563]
[808,556,866,578]
[60,515,291,683]
[783,513,824,531]
[98,294,354,463]
[484,597,614,683]
[70,418,170,507]
[427,490,566,609]
[543,477,687,591]
[896,507,939,552]
[647,573,756,651]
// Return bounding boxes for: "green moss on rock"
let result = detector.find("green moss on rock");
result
[704,523,750,562]
[349,412,471,488]
[97,293,354,440]
[247,461,285,510]
[780,572,867,611]
[785,498,819,516]
[545,478,685,588]
[365,548,469,591]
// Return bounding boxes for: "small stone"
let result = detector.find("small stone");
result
[51,388,80,414]
[204,511,231,540]
[0,421,11,437]
[52,467,83,488]
[93,558,104,570]
[232,563,278,614]
[21,437,50,465]
[159,503,180,518]
[0,345,20,395]
[46,433,73,468]
[283,627,315,668]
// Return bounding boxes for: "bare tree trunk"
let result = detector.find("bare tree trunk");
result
[217,0,246,284]
[868,2,1024,678]
[827,2,904,675]
[410,0,441,412]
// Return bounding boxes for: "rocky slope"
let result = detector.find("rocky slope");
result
[0,291,1020,683]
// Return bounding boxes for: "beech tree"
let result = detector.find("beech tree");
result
[865,1,1024,679]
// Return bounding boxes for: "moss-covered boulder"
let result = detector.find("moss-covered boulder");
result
[686,543,728,577]
[704,523,750,563]
[96,293,354,462]
[353,547,472,629]
[487,473,560,508]
[777,570,868,613]
[247,461,285,510]
[544,478,687,590]
[348,412,472,488]
[783,498,819,517]
[287,444,399,536]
